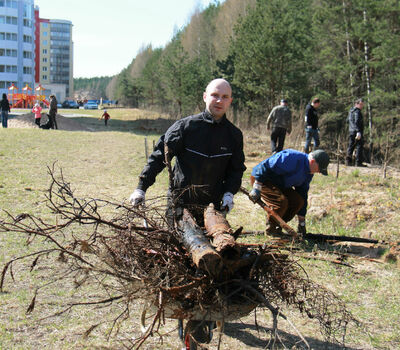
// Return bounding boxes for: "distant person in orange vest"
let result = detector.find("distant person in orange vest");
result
[32,103,42,127]
[99,110,110,126]
[1,93,11,128]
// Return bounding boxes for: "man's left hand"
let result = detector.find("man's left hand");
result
[221,192,234,213]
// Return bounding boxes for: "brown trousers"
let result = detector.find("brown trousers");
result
[250,176,304,225]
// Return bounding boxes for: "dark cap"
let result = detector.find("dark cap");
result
[280,99,288,103]
[310,149,330,175]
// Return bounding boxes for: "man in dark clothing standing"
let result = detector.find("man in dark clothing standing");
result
[129,78,246,222]
[304,98,321,153]
[41,95,58,129]
[0,93,11,128]
[346,98,365,166]
[266,99,292,154]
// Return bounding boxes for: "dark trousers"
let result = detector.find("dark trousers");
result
[270,127,286,153]
[347,133,364,165]
[35,118,41,127]
[41,114,58,129]
[250,176,304,226]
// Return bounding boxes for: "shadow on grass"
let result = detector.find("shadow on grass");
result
[224,321,357,349]
[72,116,175,135]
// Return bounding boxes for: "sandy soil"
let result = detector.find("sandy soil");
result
[8,112,90,131]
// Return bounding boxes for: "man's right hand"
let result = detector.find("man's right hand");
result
[249,188,261,202]
[249,181,262,202]
[129,189,145,207]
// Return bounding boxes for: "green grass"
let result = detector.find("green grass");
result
[1,109,400,349]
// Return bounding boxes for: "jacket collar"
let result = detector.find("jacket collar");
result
[203,110,227,124]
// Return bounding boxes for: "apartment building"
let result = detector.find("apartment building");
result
[0,0,35,96]
[0,1,73,101]
[35,9,73,100]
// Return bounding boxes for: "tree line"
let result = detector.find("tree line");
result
[76,0,400,164]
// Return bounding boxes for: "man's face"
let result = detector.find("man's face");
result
[203,80,233,120]
[357,102,364,109]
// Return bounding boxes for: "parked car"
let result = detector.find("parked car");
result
[62,100,79,109]
[84,101,99,110]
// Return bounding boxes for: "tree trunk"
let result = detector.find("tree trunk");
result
[177,209,223,277]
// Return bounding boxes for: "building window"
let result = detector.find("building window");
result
[42,22,48,28]
[6,49,17,57]
[0,65,4,72]
[6,1,17,9]
[23,66,32,74]
[42,66,47,71]
[42,75,47,80]
[42,40,47,45]
[42,57,47,63]
[0,82,5,89]
[6,65,17,73]
[23,35,32,43]
[0,48,4,56]
[42,49,47,54]
[43,31,47,36]
[23,19,32,28]
[23,51,32,59]
[6,16,17,25]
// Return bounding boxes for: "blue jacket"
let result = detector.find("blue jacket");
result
[251,149,313,216]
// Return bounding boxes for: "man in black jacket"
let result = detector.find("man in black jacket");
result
[304,98,321,153]
[41,95,58,129]
[346,98,365,166]
[129,78,246,222]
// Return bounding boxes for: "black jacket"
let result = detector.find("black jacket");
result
[137,111,246,206]
[0,98,10,112]
[348,107,364,134]
[305,104,318,129]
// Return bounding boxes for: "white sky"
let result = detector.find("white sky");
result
[34,0,218,78]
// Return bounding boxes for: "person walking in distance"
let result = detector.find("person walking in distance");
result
[32,102,42,127]
[0,93,11,128]
[346,98,365,167]
[99,110,111,126]
[304,98,321,153]
[129,78,246,225]
[266,99,292,154]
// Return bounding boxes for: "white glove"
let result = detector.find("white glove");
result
[355,132,361,140]
[221,192,234,213]
[129,189,145,207]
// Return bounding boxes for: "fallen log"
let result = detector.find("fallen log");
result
[204,203,240,260]
[304,232,379,244]
[177,209,223,277]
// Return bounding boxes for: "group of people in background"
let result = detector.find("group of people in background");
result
[266,97,365,166]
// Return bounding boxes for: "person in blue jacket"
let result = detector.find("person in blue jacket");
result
[249,149,330,235]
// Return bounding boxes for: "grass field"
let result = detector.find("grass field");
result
[0,109,399,349]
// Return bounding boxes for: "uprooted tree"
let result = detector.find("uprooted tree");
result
[0,166,359,349]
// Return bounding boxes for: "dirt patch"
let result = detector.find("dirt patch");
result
[8,113,90,131]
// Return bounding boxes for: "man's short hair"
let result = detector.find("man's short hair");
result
[280,99,288,104]
[49,94,55,98]
[312,98,320,104]
[355,98,363,104]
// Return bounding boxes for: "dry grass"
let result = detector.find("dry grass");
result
[0,108,399,349]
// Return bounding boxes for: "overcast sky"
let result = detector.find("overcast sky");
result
[34,0,218,78]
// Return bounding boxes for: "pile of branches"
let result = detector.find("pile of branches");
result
[0,167,358,348]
